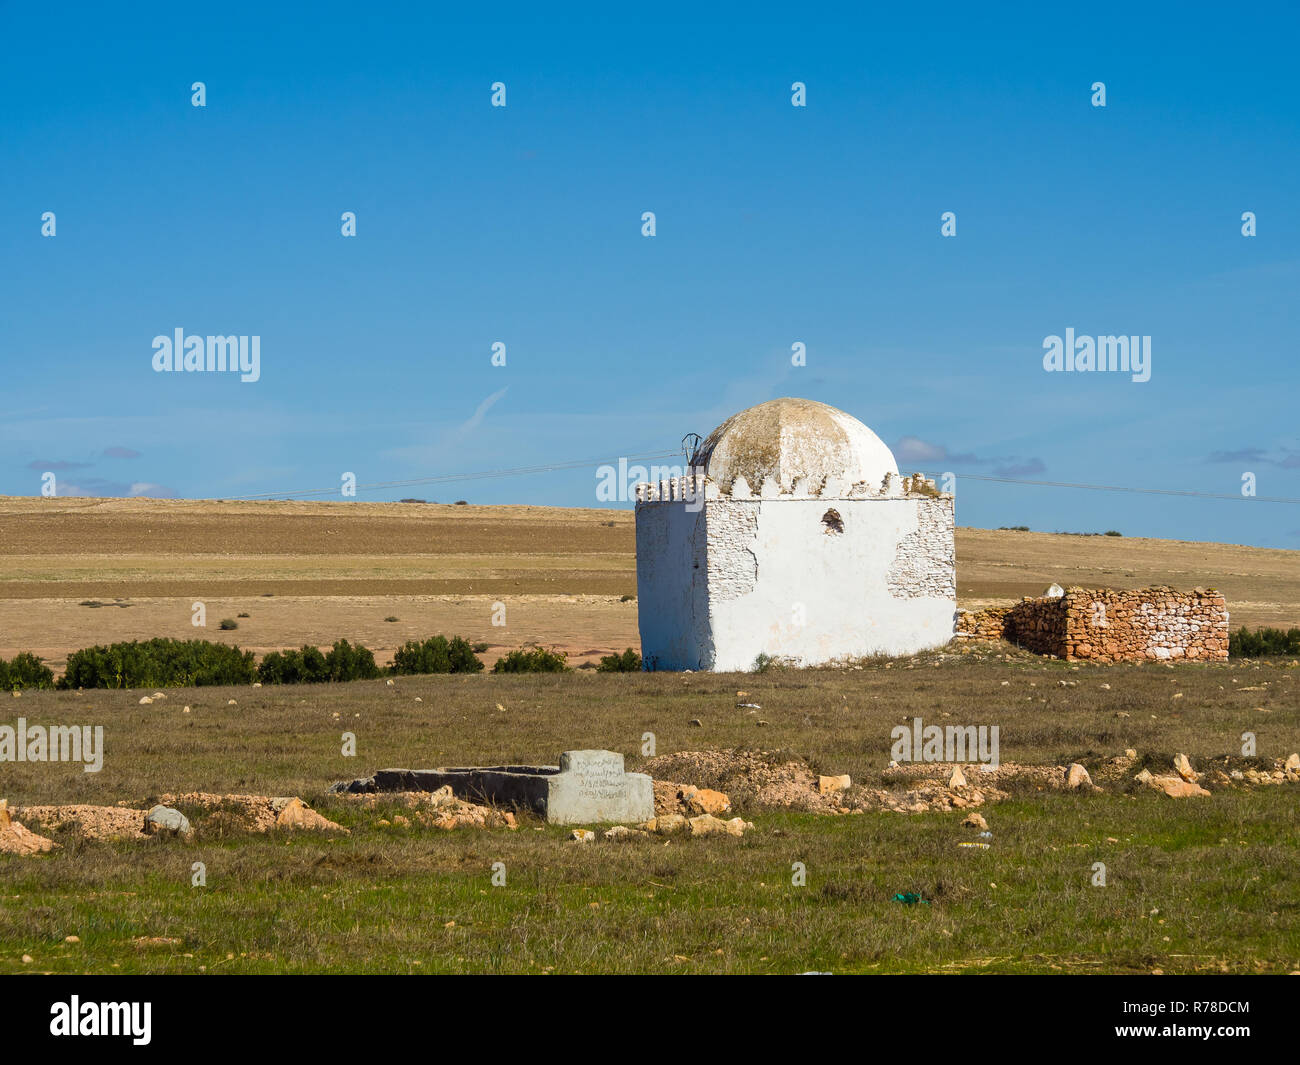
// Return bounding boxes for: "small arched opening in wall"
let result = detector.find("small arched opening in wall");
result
[821,508,844,535]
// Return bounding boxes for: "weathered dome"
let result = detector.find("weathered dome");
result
[691,397,898,494]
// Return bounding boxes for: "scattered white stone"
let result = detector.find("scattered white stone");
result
[817,774,851,795]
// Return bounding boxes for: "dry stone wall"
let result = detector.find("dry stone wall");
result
[953,605,1012,642]
[955,586,1228,662]
[1062,587,1228,662]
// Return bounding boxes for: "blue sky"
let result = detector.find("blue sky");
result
[2,2,1297,546]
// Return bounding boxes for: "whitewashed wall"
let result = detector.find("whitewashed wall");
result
[706,497,955,670]
[636,495,956,671]
[634,502,711,671]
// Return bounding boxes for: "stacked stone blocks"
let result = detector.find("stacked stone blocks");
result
[955,586,1228,662]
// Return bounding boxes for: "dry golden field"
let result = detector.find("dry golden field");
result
[0,495,1296,672]
[1,496,1298,976]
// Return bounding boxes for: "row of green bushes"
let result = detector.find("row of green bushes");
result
[257,640,381,685]
[62,639,257,689]
[2,635,647,690]
[58,636,486,688]
[20,625,1297,687]
[1229,626,1300,657]
[488,646,644,673]
[0,652,57,691]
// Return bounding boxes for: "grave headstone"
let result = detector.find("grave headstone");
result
[343,749,654,825]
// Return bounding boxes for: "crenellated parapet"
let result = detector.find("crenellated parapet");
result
[633,472,713,504]
[634,471,946,504]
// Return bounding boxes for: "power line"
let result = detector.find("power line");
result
[221,449,1299,506]
[225,450,683,501]
[953,473,1300,505]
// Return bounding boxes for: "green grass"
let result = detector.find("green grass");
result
[3,792,1296,974]
[1,647,1297,973]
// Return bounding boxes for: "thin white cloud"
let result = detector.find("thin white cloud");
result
[461,387,509,434]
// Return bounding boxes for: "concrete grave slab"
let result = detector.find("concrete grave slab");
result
[361,750,653,825]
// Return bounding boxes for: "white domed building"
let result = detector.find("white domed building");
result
[634,397,956,671]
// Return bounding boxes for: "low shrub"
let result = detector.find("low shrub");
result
[60,638,257,689]
[597,648,642,672]
[0,652,56,691]
[325,639,381,682]
[1229,626,1300,657]
[491,647,569,673]
[257,640,382,684]
[257,647,325,685]
[391,635,483,675]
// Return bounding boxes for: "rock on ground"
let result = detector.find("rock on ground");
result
[1139,774,1211,798]
[595,814,754,839]
[160,793,349,834]
[653,781,732,817]
[644,749,837,812]
[1066,764,1094,789]
[344,787,516,830]
[646,748,1014,816]
[884,761,1077,791]
[0,804,58,854]
[686,814,752,837]
[144,805,193,838]
[1173,753,1199,782]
